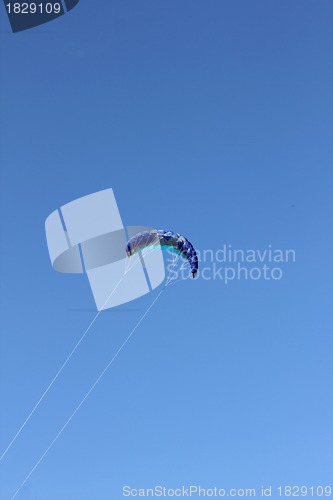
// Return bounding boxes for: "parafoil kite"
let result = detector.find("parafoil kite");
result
[126,230,198,278]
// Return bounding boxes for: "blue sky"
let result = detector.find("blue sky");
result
[0,1,332,499]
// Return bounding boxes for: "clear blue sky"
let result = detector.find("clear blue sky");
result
[0,1,332,499]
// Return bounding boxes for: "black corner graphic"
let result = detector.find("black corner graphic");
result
[63,0,79,12]
[3,0,80,33]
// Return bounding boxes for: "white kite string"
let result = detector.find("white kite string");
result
[10,258,180,500]
[0,243,158,463]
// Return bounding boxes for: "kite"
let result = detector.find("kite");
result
[126,229,198,278]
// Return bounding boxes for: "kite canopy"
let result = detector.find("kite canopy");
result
[126,229,198,278]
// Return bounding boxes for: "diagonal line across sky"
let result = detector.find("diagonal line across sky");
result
[0,243,164,463]
[10,257,181,500]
